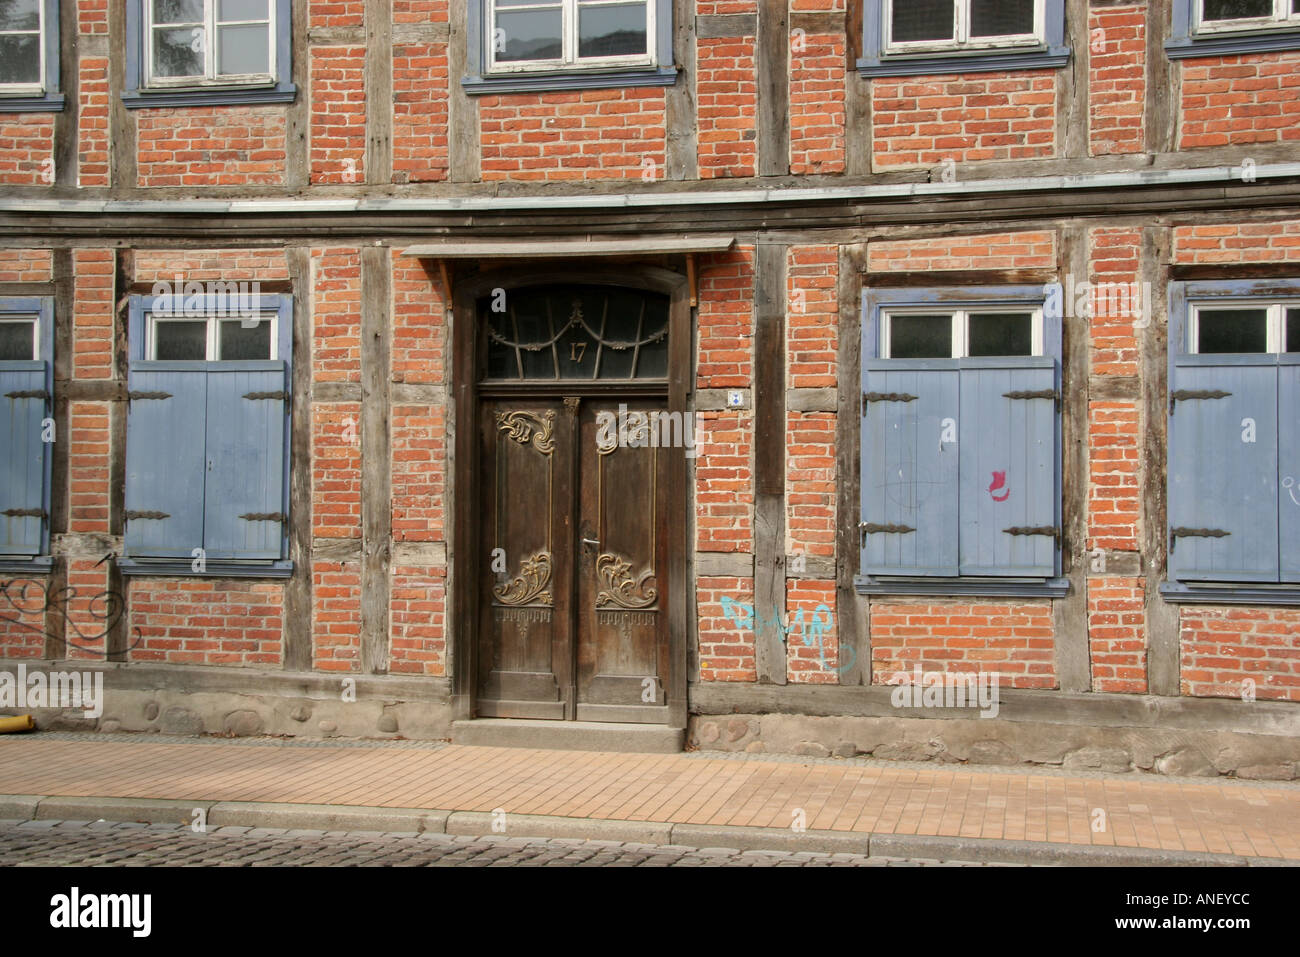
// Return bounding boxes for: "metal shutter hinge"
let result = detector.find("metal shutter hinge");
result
[4,389,49,400]
[128,391,172,401]
[125,510,170,521]
[1170,527,1230,552]
[243,391,288,402]
[860,521,916,545]
[2,507,46,518]
[1003,388,1060,411]
[239,512,286,522]
[1169,389,1231,415]
[1004,525,1060,544]
[863,392,918,414]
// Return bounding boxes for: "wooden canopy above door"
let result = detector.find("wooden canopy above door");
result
[400,236,735,307]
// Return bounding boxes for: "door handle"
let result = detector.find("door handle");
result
[582,538,600,547]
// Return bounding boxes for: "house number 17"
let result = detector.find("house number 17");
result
[569,342,587,362]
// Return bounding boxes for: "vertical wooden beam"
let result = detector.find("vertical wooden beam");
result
[1061,0,1090,161]
[843,0,871,178]
[1146,0,1176,156]
[53,0,78,192]
[1142,225,1181,696]
[835,243,868,686]
[665,0,698,181]
[108,0,137,194]
[667,281,691,728]
[106,250,129,661]
[1055,225,1092,693]
[756,0,790,177]
[448,2,482,183]
[44,247,75,660]
[359,246,392,673]
[284,0,311,191]
[364,0,393,185]
[449,283,479,719]
[753,242,787,684]
[283,246,314,671]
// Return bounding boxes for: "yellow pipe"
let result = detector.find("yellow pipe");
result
[0,715,35,734]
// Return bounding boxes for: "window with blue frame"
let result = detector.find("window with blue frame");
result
[1162,280,1300,603]
[0,297,54,571]
[123,0,295,108]
[464,0,675,94]
[856,286,1066,597]
[0,0,65,112]
[859,0,1070,77]
[120,291,293,577]
[1168,0,1300,58]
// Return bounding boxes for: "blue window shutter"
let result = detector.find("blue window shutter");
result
[1168,358,1278,582]
[958,358,1059,577]
[124,364,209,557]
[1278,358,1299,583]
[861,362,960,576]
[0,362,49,556]
[202,362,288,560]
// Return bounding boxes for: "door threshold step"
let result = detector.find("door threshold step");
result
[452,719,685,754]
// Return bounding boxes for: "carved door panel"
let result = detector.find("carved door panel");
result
[575,400,671,722]
[476,401,574,719]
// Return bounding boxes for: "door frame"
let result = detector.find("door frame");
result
[450,263,692,730]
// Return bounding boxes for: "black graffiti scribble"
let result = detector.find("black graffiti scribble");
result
[0,579,145,656]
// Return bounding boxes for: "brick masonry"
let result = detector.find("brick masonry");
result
[1180,607,1300,702]
[1179,52,1300,149]
[0,115,54,187]
[127,579,284,667]
[136,107,287,187]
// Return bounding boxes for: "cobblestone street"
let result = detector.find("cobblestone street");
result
[1,819,1012,867]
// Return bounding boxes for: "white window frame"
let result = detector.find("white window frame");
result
[148,312,279,361]
[144,0,276,89]
[0,316,39,360]
[0,0,45,94]
[486,0,656,74]
[1188,300,1298,354]
[881,307,1045,359]
[1194,0,1300,35]
[883,0,1044,54]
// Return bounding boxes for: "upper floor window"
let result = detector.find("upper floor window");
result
[857,287,1066,598]
[465,0,674,94]
[123,0,296,108]
[0,0,65,112]
[146,0,275,87]
[860,0,1068,77]
[1163,280,1300,602]
[1169,0,1300,57]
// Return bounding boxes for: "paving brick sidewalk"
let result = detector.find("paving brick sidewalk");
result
[1,734,1297,863]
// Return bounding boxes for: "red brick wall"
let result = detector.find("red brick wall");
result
[787,245,836,389]
[480,89,667,181]
[1089,578,1146,693]
[0,114,55,186]
[392,405,445,543]
[393,43,450,183]
[311,47,367,185]
[78,0,107,33]
[789,31,846,174]
[312,561,361,671]
[695,412,754,553]
[137,107,287,187]
[312,404,362,539]
[696,247,754,389]
[63,559,112,661]
[392,0,447,22]
[786,410,834,561]
[391,254,445,384]
[312,247,362,382]
[1089,228,1142,376]
[67,402,110,535]
[1179,52,1300,148]
[1180,607,1300,702]
[0,250,53,282]
[0,579,47,658]
[1172,221,1300,264]
[870,602,1057,690]
[1087,402,1140,552]
[786,578,839,683]
[868,230,1057,272]
[128,579,284,666]
[698,35,758,178]
[389,566,446,676]
[870,72,1056,170]
[78,57,111,188]
[132,250,290,282]
[1088,5,1146,156]
[310,0,364,28]
[697,576,756,681]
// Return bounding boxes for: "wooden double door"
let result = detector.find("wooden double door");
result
[476,396,671,723]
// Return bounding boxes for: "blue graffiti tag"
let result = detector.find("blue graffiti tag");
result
[719,595,854,675]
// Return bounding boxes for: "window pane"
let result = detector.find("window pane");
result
[153,27,205,77]
[219,319,272,360]
[218,0,267,21]
[154,320,207,360]
[1201,0,1272,20]
[0,34,39,85]
[970,0,1035,37]
[1195,308,1269,353]
[890,0,955,43]
[1287,308,1299,353]
[153,0,204,24]
[968,312,1034,357]
[0,321,34,361]
[218,24,269,74]
[495,10,563,62]
[888,314,953,358]
[0,0,40,31]
[578,1,647,58]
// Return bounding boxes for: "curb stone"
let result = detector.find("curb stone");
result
[0,794,1285,866]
